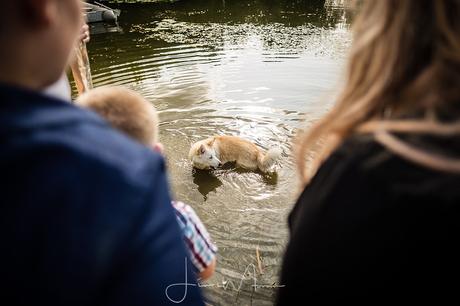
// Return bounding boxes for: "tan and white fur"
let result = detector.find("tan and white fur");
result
[189,135,281,172]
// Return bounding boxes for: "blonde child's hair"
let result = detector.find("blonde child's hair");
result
[76,86,159,145]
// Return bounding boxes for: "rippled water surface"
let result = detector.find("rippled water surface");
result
[85,1,353,304]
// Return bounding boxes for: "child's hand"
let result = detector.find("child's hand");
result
[199,258,216,281]
[79,24,90,44]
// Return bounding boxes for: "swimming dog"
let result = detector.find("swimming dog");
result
[188,135,281,172]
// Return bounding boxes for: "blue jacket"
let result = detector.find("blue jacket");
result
[0,84,204,306]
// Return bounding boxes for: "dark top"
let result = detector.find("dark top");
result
[277,135,460,305]
[0,84,203,306]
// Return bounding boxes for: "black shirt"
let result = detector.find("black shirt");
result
[277,136,460,305]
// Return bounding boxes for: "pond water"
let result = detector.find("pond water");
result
[85,1,353,305]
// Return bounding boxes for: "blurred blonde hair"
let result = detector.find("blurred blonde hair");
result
[298,0,460,184]
[76,86,159,146]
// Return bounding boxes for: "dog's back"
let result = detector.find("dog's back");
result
[215,136,280,171]
[215,136,259,167]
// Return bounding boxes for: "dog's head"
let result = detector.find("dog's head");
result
[189,138,221,170]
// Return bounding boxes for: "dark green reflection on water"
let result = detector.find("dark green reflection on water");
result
[105,0,354,26]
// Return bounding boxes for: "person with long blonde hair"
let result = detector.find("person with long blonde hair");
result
[277,0,460,304]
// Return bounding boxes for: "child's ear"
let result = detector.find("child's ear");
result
[199,144,206,155]
[152,143,164,155]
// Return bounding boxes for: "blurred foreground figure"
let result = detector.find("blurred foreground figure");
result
[278,1,460,305]
[0,1,203,305]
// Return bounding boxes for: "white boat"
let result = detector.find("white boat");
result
[85,2,120,24]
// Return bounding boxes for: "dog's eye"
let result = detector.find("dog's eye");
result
[209,156,213,160]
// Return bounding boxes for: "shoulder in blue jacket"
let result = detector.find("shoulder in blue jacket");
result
[0,84,204,306]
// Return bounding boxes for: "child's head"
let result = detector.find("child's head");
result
[76,86,160,148]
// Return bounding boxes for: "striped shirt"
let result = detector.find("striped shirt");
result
[172,201,218,273]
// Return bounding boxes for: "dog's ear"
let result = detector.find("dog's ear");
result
[207,137,215,146]
[199,144,206,155]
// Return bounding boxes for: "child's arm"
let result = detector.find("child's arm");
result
[172,201,218,281]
